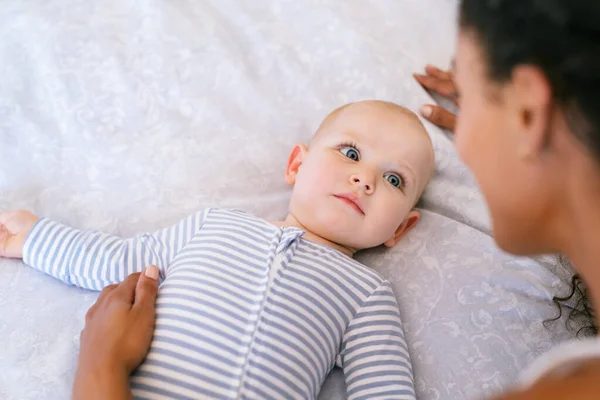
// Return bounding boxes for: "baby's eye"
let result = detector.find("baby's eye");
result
[340,146,360,161]
[384,173,404,189]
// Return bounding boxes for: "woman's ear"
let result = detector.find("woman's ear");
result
[285,144,308,185]
[384,210,420,248]
[510,65,553,156]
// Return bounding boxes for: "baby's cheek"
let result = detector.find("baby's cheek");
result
[301,162,332,190]
[379,199,410,232]
[313,171,333,189]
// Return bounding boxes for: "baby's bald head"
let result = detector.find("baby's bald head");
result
[310,100,435,200]
[312,101,425,141]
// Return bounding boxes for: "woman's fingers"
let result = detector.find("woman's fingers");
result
[413,73,458,102]
[97,284,119,300]
[133,266,159,316]
[424,64,453,80]
[414,64,459,133]
[112,272,142,304]
[420,105,457,132]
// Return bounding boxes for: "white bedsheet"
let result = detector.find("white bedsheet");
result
[0,1,583,399]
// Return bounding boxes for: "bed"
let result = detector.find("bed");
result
[0,1,582,399]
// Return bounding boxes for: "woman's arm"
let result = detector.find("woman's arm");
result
[72,266,159,400]
[73,364,132,400]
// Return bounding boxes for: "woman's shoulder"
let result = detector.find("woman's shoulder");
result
[494,338,600,400]
[520,337,600,387]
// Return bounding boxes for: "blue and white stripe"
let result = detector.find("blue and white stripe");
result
[23,208,415,399]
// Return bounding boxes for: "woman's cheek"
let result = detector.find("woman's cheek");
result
[455,105,479,168]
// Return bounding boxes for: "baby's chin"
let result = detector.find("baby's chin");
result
[291,202,392,250]
[310,224,387,252]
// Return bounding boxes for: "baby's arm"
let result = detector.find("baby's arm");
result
[0,209,209,290]
[337,281,416,400]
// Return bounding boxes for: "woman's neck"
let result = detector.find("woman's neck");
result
[565,223,600,321]
[561,169,600,324]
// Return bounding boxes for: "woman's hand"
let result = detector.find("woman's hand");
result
[72,266,160,400]
[414,64,459,132]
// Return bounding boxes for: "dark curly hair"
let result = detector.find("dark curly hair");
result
[459,0,600,333]
[547,256,597,337]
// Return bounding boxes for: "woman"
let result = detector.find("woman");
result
[418,0,600,397]
[74,0,600,398]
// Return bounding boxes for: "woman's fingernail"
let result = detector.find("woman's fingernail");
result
[420,106,432,118]
[145,265,159,280]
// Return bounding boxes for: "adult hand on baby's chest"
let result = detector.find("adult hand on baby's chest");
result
[76,267,160,376]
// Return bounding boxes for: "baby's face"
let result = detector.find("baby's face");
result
[286,101,435,251]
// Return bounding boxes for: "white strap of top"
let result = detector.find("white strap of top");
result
[520,338,600,388]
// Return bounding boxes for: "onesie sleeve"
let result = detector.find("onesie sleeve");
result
[337,280,415,400]
[22,209,210,290]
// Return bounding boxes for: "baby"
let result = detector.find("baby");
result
[0,100,435,400]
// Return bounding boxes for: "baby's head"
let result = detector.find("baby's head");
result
[285,100,435,254]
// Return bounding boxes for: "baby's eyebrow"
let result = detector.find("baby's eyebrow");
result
[339,131,361,141]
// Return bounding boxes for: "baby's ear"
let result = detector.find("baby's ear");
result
[383,210,420,248]
[285,144,308,185]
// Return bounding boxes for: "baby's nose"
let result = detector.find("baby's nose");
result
[351,175,374,193]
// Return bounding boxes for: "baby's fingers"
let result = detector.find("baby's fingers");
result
[0,212,11,225]
[0,225,24,259]
[0,224,8,257]
[0,211,19,229]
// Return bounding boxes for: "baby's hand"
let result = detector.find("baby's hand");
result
[0,210,39,259]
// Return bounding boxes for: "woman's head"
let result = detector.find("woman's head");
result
[453,0,600,255]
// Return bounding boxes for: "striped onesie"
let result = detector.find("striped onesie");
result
[23,208,415,399]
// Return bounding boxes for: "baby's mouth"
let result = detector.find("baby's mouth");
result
[333,194,365,215]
